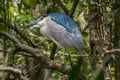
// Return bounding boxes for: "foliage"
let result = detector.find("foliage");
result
[0,0,119,80]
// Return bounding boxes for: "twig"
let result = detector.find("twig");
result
[8,48,18,66]
[52,0,79,18]
[69,0,79,17]
[25,63,40,75]
[104,49,120,54]
[0,67,29,80]
[52,0,69,14]
[0,49,9,53]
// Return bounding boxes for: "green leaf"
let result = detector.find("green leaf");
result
[90,66,104,80]
[82,31,88,37]
[0,23,7,31]
[68,57,83,80]
[106,6,111,12]
[23,0,37,8]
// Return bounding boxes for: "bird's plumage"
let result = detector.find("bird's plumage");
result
[49,12,78,33]
[25,12,83,51]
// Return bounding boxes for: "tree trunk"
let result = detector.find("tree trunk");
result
[114,0,120,80]
[88,0,103,70]
[88,1,105,79]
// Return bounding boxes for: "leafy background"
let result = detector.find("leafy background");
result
[0,0,120,80]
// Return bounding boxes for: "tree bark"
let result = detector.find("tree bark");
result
[88,0,102,70]
[114,0,120,80]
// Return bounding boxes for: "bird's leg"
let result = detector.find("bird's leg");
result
[63,47,66,63]
[68,53,73,68]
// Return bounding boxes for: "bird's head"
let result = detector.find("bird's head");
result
[25,14,49,27]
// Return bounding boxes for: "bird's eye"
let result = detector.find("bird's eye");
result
[37,16,44,21]
[40,17,44,20]
[38,16,45,21]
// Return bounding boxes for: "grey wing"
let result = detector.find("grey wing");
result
[48,24,82,51]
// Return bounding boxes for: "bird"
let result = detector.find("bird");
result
[25,12,83,52]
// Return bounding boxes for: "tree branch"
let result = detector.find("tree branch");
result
[104,49,120,54]
[0,31,71,74]
[8,48,18,66]
[69,0,79,17]
[52,0,79,17]
[0,18,36,47]
[0,31,21,44]
[52,0,69,14]
[0,67,28,80]
[0,49,9,53]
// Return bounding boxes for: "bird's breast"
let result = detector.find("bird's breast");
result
[40,25,49,37]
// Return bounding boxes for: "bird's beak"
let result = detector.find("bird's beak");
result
[25,21,38,27]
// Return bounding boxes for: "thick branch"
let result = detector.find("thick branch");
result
[0,31,71,74]
[0,31,21,44]
[0,67,28,80]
